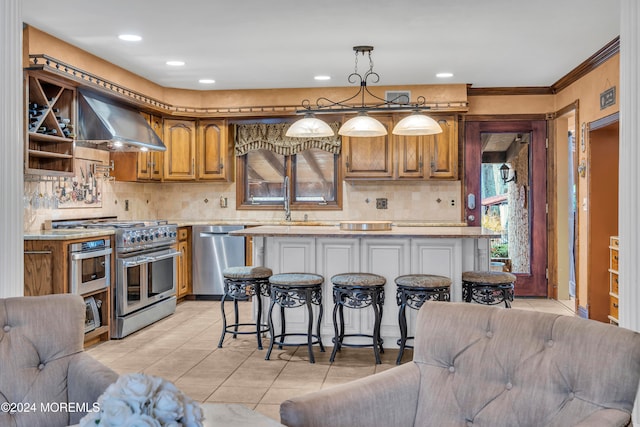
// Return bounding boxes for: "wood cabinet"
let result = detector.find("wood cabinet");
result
[110,113,165,182]
[24,237,112,345]
[24,71,76,176]
[137,113,164,181]
[342,115,394,179]
[396,115,458,180]
[426,116,458,179]
[342,114,458,180]
[163,119,197,180]
[609,236,619,324]
[163,119,232,182]
[176,227,192,299]
[197,119,232,180]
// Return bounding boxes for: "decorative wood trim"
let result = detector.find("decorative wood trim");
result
[552,37,620,93]
[468,87,553,96]
[589,111,619,131]
[464,114,548,122]
[27,54,468,118]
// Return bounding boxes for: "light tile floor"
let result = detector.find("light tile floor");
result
[87,298,575,423]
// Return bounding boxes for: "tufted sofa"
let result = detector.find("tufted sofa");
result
[0,294,118,427]
[280,301,640,427]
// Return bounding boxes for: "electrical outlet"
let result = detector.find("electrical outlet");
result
[376,198,388,209]
[125,199,129,211]
[451,199,456,206]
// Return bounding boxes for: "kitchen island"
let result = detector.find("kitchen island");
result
[231,224,500,349]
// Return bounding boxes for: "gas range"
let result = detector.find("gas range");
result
[51,217,178,253]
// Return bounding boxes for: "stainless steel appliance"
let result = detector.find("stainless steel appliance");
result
[53,218,180,338]
[192,225,245,297]
[69,237,112,294]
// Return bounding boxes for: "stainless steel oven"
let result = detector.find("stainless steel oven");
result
[111,222,180,338]
[117,247,179,316]
[69,238,112,295]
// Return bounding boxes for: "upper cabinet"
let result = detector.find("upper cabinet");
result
[343,114,459,181]
[137,113,164,181]
[25,71,76,176]
[196,119,232,181]
[162,118,232,182]
[163,118,197,180]
[342,115,394,179]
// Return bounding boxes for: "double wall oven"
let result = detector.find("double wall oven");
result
[54,218,180,339]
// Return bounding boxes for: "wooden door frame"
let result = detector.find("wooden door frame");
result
[465,118,548,297]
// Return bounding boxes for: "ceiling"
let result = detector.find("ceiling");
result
[21,0,620,91]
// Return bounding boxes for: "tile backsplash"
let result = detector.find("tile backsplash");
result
[24,153,463,231]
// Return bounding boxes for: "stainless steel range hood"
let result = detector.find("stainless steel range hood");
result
[76,90,166,152]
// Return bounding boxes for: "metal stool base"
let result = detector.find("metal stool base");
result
[218,277,270,350]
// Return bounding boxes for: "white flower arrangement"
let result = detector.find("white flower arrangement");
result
[79,373,204,427]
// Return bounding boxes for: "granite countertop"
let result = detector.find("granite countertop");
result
[24,229,116,240]
[228,225,499,239]
[24,220,472,240]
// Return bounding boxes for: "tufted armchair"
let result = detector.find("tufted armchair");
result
[281,302,640,427]
[0,294,118,427]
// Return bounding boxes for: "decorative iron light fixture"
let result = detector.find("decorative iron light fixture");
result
[286,46,443,138]
[500,164,517,184]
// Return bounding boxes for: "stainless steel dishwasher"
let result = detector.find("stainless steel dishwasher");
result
[192,225,245,298]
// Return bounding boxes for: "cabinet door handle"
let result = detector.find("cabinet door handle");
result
[345,155,350,169]
[613,302,619,308]
[220,160,224,170]
[24,250,52,254]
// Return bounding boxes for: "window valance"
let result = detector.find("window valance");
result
[234,122,341,156]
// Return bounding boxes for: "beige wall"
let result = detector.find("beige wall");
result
[556,55,620,312]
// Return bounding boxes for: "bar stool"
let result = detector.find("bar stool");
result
[265,273,325,364]
[330,273,386,364]
[218,266,272,350]
[395,274,451,365]
[462,271,516,308]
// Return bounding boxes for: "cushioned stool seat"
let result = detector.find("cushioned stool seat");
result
[395,274,451,364]
[462,270,516,308]
[330,273,386,364]
[266,273,325,363]
[218,266,273,349]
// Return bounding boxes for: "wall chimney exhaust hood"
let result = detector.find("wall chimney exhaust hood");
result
[76,89,166,152]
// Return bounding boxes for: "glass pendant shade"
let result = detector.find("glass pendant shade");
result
[392,113,443,136]
[286,115,335,137]
[338,113,388,137]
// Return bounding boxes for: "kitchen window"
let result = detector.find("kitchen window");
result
[235,121,342,210]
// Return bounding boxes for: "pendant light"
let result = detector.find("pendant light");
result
[338,112,388,137]
[392,112,442,136]
[289,46,443,138]
[285,114,335,137]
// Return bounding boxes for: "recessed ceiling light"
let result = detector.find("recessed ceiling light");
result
[166,60,185,66]
[199,79,216,84]
[118,34,142,42]
[436,72,454,78]
[314,75,331,81]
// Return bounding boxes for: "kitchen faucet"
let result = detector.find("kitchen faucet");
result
[283,176,291,221]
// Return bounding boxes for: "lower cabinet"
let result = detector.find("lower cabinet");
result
[24,238,113,346]
[176,227,192,299]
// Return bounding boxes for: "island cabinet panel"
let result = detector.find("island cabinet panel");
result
[256,235,478,348]
[163,118,196,180]
[341,116,394,179]
[361,239,411,341]
[316,238,361,336]
[176,227,192,299]
[197,119,231,181]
